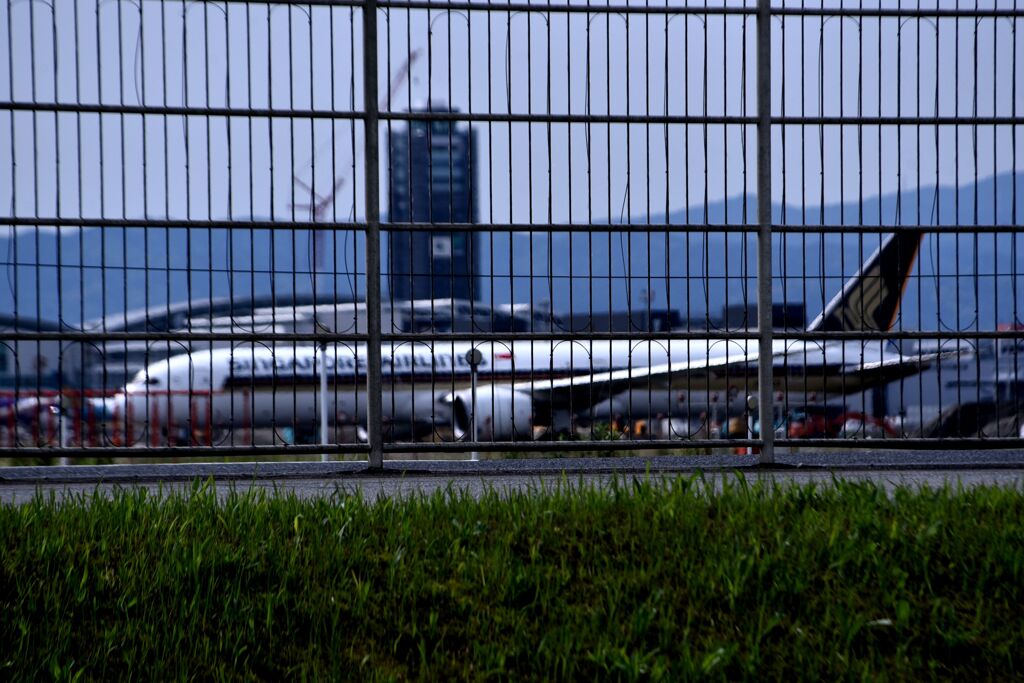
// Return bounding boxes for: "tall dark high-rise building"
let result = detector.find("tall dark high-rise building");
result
[388,103,479,302]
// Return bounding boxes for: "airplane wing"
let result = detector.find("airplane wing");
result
[511,348,760,410]
[515,348,953,413]
[821,349,958,392]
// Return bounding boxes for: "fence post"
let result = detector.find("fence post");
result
[362,0,384,469]
[756,0,775,464]
[319,341,330,462]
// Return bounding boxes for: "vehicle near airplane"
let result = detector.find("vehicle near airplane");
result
[85,229,934,445]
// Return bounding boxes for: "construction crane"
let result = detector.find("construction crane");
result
[291,49,423,273]
[382,48,421,112]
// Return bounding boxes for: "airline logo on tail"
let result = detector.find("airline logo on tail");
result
[807,230,924,333]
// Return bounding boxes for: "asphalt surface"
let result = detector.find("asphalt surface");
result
[1,451,1023,503]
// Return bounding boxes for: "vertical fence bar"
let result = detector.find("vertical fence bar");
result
[756,0,775,464]
[362,0,384,469]
[319,341,329,462]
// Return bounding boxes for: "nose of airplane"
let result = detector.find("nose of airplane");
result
[15,396,61,419]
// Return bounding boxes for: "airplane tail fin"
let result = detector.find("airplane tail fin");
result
[806,230,924,332]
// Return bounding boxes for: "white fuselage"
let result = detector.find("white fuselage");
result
[98,338,897,440]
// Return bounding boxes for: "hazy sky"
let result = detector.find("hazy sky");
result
[0,1,1021,327]
[2,0,1020,226]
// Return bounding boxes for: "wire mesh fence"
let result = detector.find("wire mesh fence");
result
[0,0,1021,463]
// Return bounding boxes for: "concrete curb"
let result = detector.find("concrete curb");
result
[2,451,1024,485]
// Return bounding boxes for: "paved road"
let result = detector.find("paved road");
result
[1,451,1023,503]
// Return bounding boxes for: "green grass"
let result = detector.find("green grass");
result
[1,477,1022,681]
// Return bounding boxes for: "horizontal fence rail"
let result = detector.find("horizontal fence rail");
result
[0,1,1021,464]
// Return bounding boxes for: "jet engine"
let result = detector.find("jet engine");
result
[451,386,534,441]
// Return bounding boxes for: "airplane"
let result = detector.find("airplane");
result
[81,228,936,445]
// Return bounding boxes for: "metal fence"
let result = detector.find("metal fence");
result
[1,0,1022,464]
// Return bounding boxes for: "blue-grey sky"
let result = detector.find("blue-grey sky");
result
[2,1,1020,224]
[0,1,1022,328]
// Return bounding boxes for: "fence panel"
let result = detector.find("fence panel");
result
[0,1,1020,462]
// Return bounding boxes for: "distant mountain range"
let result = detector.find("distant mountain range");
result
[493,171,1024,330]
[1,171,1021,330]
